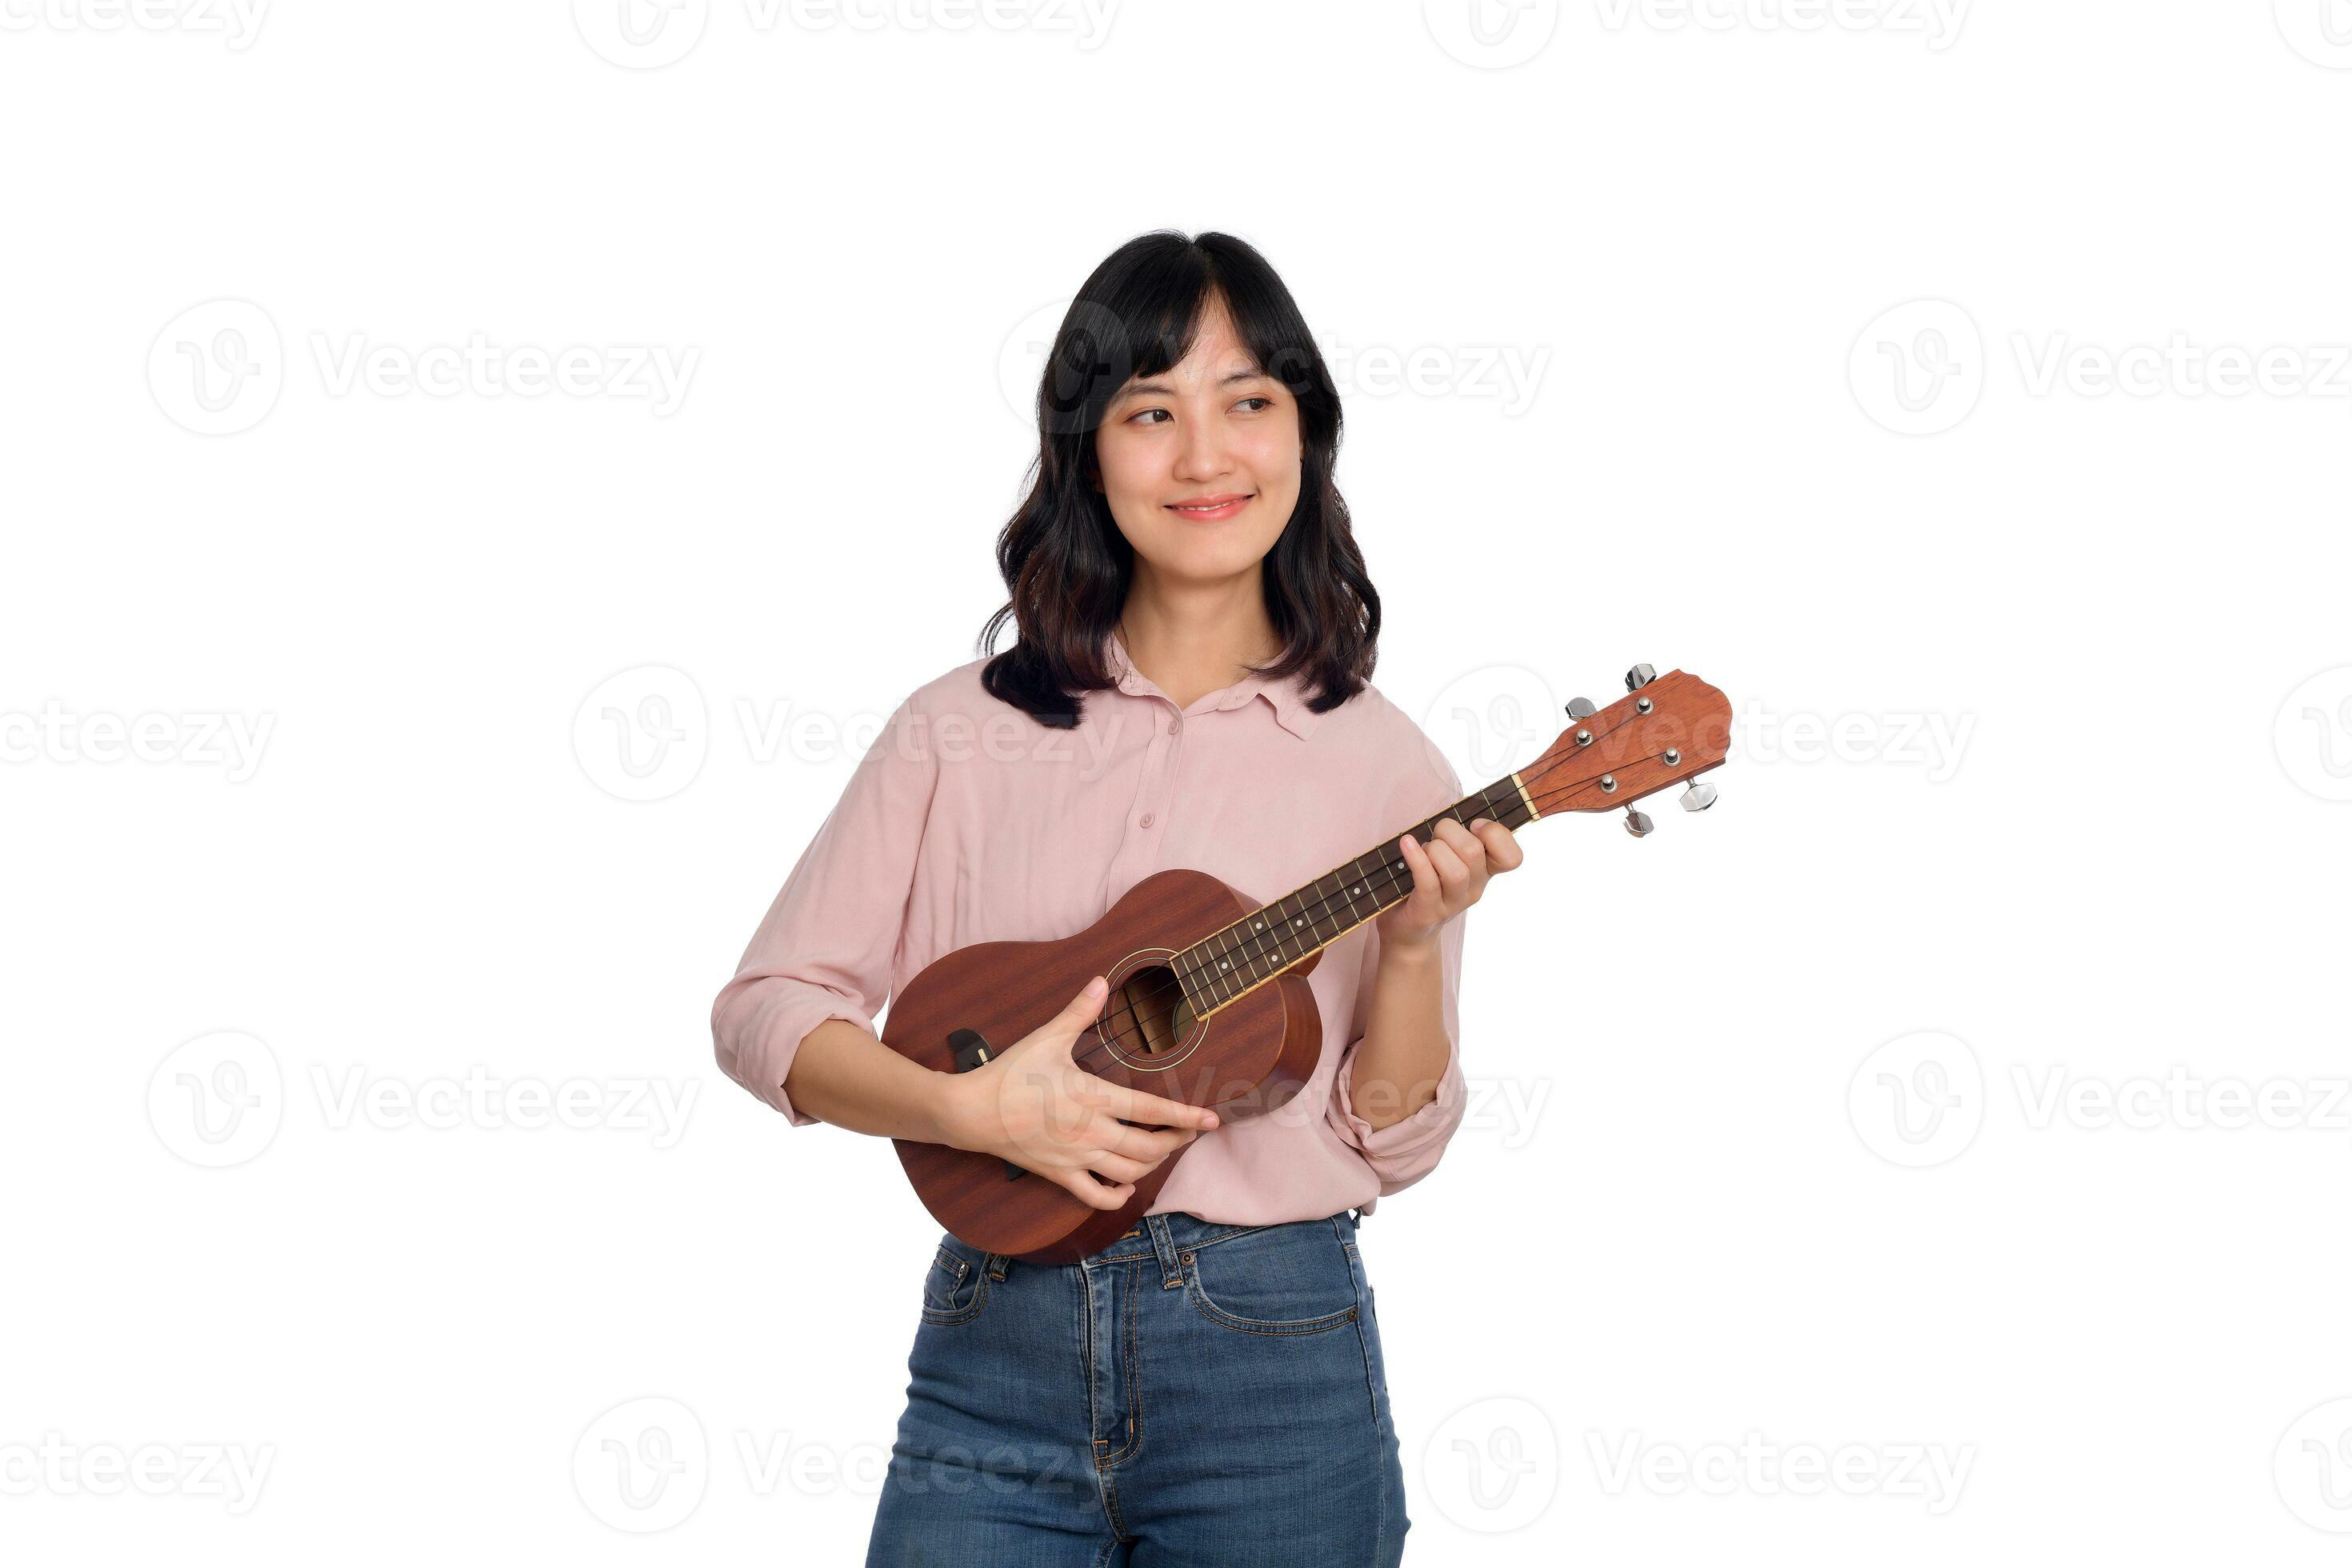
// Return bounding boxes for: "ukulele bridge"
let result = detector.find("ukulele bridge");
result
[947,1029,1028,1182]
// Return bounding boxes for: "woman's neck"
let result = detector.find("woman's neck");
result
[1114,582,1281,712]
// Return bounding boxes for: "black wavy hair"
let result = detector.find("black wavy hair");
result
[978,230,1378,729]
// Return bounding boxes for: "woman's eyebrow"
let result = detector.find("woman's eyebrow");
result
[1113,369,1270,402]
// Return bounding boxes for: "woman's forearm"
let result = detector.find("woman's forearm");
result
[1346,937,1453,1131]
[782,1018,966,1144]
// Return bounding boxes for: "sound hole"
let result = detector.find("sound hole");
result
[1105,963,1195,1062]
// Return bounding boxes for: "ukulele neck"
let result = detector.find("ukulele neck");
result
[1174,774,1536,1018]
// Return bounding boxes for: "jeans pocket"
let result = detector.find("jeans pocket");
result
[919,1237,990,1325]
[1344,1240,1392,1402]
[1181,1221,1360,1336]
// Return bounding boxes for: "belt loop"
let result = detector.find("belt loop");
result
[1144,1214,1185,1290]
[984,1251,1009,1281]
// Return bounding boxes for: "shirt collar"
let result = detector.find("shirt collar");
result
[1102,630,1324,741]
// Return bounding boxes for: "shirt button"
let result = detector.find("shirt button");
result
[1139,813,1154,828]
[1168,718,1181,735]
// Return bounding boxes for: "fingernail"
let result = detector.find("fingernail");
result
[1087,975,1106,995]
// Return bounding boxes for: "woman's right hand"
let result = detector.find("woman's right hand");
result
[935,976,1220,1211]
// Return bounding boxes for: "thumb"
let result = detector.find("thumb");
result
[1058,974,1110,1033]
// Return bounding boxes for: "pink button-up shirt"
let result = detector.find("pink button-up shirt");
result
[711,632,1470,1225]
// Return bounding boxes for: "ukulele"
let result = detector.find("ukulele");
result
[885,663,1733,1262]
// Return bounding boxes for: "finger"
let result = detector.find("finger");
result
[1097,1120,1200,1162]
[1421,835,1470,889]
[1398,832,1436,895]
[1099,1085,1219,1130]
[1085,1150,1154,1184]
[1472,818,1525,870]
[1057,1170,1132,1210]
[1066,975,1109,1022]
[1431,817,1487,866]
[1045,976,1111,1048]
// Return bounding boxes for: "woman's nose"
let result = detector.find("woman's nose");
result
[1174,418,1231,478]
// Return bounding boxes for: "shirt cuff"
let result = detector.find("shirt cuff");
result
[1329,1032,1467,1188]
[714,978,878,1127]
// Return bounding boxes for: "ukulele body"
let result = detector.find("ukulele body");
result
[885,866,1326,1263]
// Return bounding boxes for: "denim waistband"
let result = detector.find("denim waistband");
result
[955,1207,1366,1286]
[1081,1207,1361,1268]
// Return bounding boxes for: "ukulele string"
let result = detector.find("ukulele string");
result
[1067,759,1658,1070]
[1061,758,1669,1072]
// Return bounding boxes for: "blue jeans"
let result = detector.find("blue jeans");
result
[865,1209,1409,1566]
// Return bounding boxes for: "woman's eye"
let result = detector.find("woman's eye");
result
[1236,397,1274,413]
[1129,407,1170,425]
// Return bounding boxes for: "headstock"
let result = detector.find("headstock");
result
[1520,665,1732,837]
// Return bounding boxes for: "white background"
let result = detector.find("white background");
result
[6,1,2352,1562]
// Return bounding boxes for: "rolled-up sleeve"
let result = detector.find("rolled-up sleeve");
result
[711,690,938,1125]
[1326,739,1470,1194]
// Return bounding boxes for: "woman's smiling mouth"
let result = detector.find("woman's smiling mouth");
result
[1166,493,1253,521]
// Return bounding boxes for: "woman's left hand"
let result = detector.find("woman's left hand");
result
[1376,816,1523,953]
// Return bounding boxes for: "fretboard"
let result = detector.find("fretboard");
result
[1175,774,1538,1016]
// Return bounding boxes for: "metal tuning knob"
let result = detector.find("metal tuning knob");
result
[1625,663,1657,691]
[1565,697,1597,721]
[1681,779,1718,812]
[1623,806,1654,838]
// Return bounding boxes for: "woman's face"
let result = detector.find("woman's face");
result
[1093,295,1302,587]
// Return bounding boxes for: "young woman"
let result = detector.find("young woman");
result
[713,230,1521,1566]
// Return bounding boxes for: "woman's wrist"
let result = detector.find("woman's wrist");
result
[922,1069,992,1154]
[1378,926,1442,965]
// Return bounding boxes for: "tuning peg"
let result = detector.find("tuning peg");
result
[1565,697,1597,721]
[1625,663,1657,691]
[1622,806,1654,838]
[1681,780,1718,812]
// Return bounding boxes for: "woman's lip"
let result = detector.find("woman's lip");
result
[1166,494,1252,519]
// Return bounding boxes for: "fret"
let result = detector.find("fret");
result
[1176,775,1526,1019]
